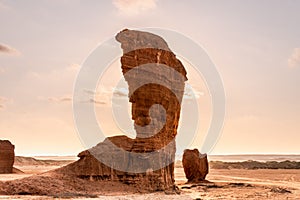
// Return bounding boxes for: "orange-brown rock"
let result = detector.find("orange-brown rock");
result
[0,140,15,174]
[182,149,209,183]
[60,29,187,192]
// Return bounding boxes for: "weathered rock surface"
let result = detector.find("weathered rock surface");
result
[0,140,15,174]
[60,29,187,192]
[182,149,209,183]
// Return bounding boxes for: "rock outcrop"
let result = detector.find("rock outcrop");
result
[0,140,15,174]
[182,149,209,183]
[60,29,187,192]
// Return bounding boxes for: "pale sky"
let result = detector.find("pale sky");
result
[1,0,300,156]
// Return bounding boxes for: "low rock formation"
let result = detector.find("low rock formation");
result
[0,140,15,174]
[182,149,209,183]
[60,29,187,192]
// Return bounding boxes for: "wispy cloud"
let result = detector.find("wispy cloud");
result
[0,96,10,110]
[85,85,203,103]
[66,63,81,72]
[82,84,203,105]
[27,71,41,79]
[88,98,106,105]
[113,0,157,15]
[112,86,205,100]
[38,95,72,103]
[82,87,128,106]
[48,97,72,103]
[184,84,204,99]
[0,43,20,55]
[82,88,109,105]
[83,89,100,96]
[113,87,128,97]
[288,48,300,68]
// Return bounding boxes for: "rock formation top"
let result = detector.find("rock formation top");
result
[116,29,187,148]
[116,29,187,81]
[116,29,171,52]
[0,140,15,174]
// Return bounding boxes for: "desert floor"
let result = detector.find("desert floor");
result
[0,158,299,200]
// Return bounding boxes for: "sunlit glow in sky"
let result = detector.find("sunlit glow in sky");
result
[0,0,300,156]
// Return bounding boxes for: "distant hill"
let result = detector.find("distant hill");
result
[14,156,74,166]
[175,159,300,169]
[14,156,300,169]
[210,160,300,169]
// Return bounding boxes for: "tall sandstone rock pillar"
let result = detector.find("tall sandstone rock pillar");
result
[60,29,187,192]
[0,140,15,174]
[116,29,187,190]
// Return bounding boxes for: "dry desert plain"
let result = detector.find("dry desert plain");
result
[0,156,299,200]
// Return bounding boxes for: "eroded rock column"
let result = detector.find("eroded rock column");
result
[60,29,187,192]
[116,29,187,190]
[182,149,209,183]
[0,140,15,174]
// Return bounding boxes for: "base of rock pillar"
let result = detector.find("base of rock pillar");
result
[58,136,177,192]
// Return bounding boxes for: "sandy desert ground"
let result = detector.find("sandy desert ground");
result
[0,157,299,200]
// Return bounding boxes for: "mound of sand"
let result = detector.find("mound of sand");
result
[0,171,139,197]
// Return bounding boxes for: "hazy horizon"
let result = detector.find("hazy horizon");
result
[16,153,300,158]
[17,154,300,164]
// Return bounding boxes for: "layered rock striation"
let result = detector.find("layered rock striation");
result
[0,140,15,174]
